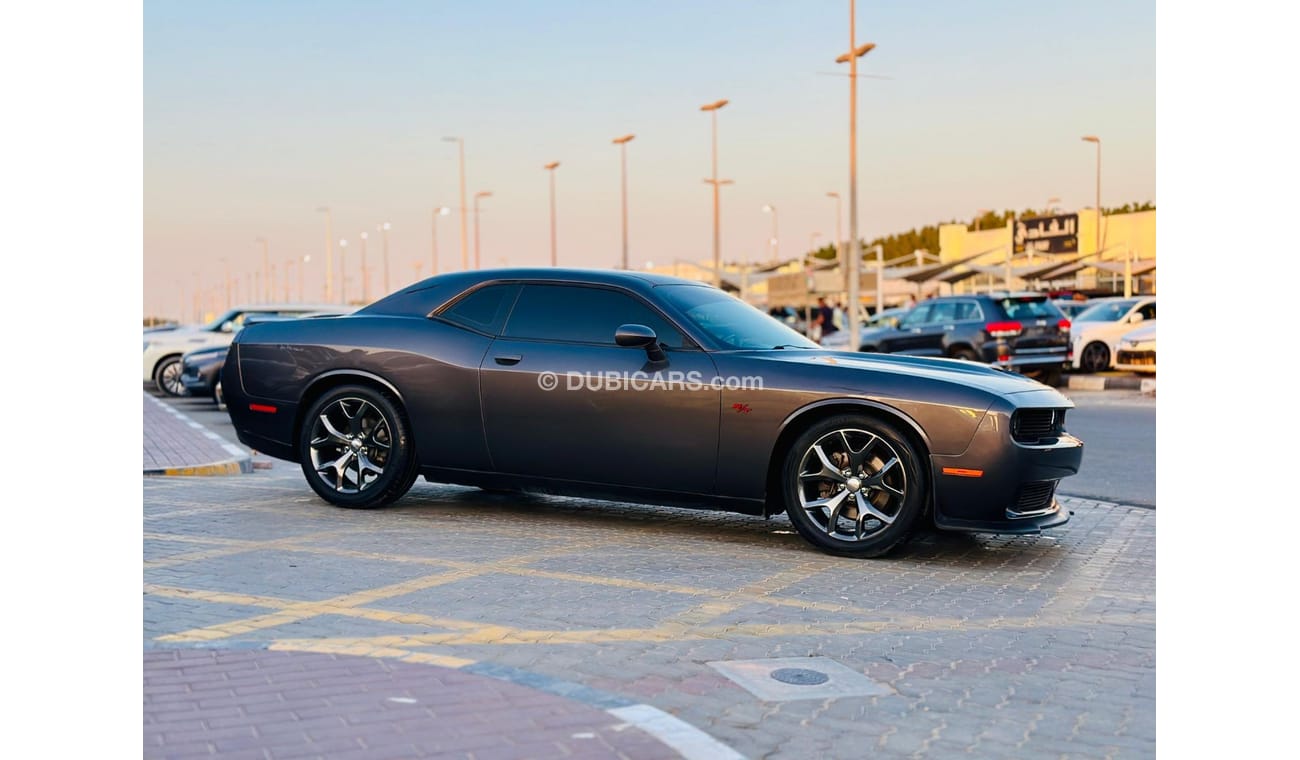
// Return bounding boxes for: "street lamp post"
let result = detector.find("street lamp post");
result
[1082,136,1101,253]
[836,1,875,352]
[700,99,730,289]
[473,191,492,269]
[761,204,778,262]
[316,207,334,302]
[379,222,391,293]
[299,254,309,302]
[544,161,560,267]
[221,257,231,309]
[338,239,349,305]
[359,232,369,302]
[431,207,450,275]
[283,259,293,301]
[612,134,634,270]
[442,137,469,272]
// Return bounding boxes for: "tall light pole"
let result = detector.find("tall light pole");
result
[221,257,231,309]
[544,161,561,267]
[473,191,492,269]
[283,259,293,301]
[338,238,349,305]
[299,254,309,302]
[442,137,469,272]
[431,206,450,275]
[379,222,391,293]
[836,2,874,351]
[700,99,730,288]
[359,232,370,302]
[316,207,334,302]
[1082,135,1102,253]
[612,134,635,270]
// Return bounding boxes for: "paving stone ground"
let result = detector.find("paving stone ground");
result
[143,392,245,471]
[143,391,1155,758]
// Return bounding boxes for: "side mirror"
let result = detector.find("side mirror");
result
[220,320,235,333]
[1129,312,1145,324]
[615,324,666,363]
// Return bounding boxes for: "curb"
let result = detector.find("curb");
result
[144,394,252,477]
[1066,374,1152,391]
[144,458,253,477]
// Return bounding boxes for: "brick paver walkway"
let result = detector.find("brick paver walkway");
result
[144,393,247,472]
[144,649,676,759]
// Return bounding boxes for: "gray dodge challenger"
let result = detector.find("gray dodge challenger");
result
[223,269,1083,557]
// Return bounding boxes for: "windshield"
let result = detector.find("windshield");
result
[658,285,819,350]
[1074,299,1138,322]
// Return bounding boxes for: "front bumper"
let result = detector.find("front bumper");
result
[929,403,1083,534]
[180,361,222,396]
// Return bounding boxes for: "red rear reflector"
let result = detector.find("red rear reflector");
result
[985,321,1022,337]
[249,403,277,414]
[998,355,1010,363]
[1057,318,1071,330]
[942,467,984,478]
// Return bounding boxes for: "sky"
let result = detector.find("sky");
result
[144,0,1155,318]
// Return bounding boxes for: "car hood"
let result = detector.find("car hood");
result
[735,349,1059,398]
[1120,323,1156,342]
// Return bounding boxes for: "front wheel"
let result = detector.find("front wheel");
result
[298,385,418,509]
[1080,341,1111,372]
[781,415,926,558]
[154,356,186,397]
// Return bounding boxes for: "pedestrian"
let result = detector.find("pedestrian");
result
[817,297,839,340]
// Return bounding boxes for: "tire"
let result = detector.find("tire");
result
[214,381,226,412]
[948,347,979,362]
[297,384,418,509]
[1036,365,1063,387]
[780,414,927,558]
[859,345,878,353]
[1080,342,1110,372]
[153,355,186,397]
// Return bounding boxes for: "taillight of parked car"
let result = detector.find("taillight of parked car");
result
[985,321,1022,338]
[1057,318,1071,331]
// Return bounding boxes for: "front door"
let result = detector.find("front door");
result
[479,283,721,494]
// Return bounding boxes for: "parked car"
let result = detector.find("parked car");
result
[768,306,808,336]
[1114,323,1156,374]
[818,306,911,351]
[224,269,1083,558]
[1052,299,1091,320]
[1069,296,1156,372]
[857,293,1071,386]
[179,311,353,408]
[144,303,343,396]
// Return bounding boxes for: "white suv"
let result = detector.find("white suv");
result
[144,304,342,395]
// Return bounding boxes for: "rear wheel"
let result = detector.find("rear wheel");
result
[298,385,417,509]
[1080,341,1111,372]
[948,347,979,362]
[781,415,926,558]
[214,381,226,411]
[153,356,186,396]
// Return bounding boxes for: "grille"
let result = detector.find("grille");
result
[1117,350,1156,366]
[1012,408,1063,443]
[1010,480,1057,517]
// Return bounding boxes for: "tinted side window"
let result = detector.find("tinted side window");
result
[503,285,685,347]
[953,301,984,321]
[440,284,520,335]
[899,305,931,328]
[997,298,1062,320]
[1138,302,1156,320]
[928,301,959,323]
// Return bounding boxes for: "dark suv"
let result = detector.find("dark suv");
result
[858,293,1071,385]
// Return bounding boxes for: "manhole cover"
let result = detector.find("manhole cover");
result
[770,668,829,686]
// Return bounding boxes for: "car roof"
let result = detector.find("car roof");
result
[406,268,708,292]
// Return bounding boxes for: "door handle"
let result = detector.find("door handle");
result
[493,354,522,366]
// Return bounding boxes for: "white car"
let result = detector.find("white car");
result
[144,304,343,396]
[1114,323,1156,374]
[1069,296,1156,372]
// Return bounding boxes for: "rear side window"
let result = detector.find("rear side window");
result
[439,283,520,335]
[503,284,686,347]
[997,297,1063,320]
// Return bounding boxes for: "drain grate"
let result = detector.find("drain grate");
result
[770,667,829,686]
